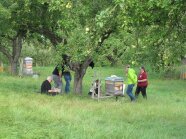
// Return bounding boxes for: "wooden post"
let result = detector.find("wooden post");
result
[97,71,102,102]
[91,71,102,101]
[91,71,96,99]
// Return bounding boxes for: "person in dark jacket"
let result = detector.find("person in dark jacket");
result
[135,66,148,99]
[41,76,53,94]
[52,64,63,93]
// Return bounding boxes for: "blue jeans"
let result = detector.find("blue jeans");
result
[126,84,135,101]
[64,74,71,93]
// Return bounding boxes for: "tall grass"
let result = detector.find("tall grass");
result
[0,67,185,139]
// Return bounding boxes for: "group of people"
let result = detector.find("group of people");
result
[41,64,71,95]
[125,65,148,102]
[40,63,148,100]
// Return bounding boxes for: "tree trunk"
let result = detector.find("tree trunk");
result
[10,35,23,75]
[0,35,23,75]
[72,58,92,94]
[73,71,84,94]
[10,61,18,75]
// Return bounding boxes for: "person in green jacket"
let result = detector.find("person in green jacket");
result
[125,65,137,102]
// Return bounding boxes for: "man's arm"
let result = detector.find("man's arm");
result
[138,73,147,82]
[138,79,147,82]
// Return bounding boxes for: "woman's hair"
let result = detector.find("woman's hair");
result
[141,66,146,72]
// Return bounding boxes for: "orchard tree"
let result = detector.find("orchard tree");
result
[52,0,119,94]
[115,0,186,71]
[0,1,26,74]
[144,0,186,72]
[97,31,133,66]
[0,0,64,74]
[0,0,118,93]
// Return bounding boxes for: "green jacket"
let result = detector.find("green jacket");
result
[127,68,137,84]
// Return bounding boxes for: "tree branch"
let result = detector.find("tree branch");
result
[97,29,114,47]
[28,25,66,46]
[0,43,12,61]
[82,58,92,69]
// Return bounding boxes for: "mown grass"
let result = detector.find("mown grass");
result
[0,67,186,139]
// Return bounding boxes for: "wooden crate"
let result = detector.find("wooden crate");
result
[105,77,124,95]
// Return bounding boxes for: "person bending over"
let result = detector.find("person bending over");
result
[41,76,59,94]
[52,64,63,93]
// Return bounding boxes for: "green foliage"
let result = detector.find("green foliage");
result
[54,0,118,65]
[0,3,11,34]
[0,53,8,64]
[57,27,93,62]
[21,35,56,66]
[110,0,186,71]
[0,0,185,74]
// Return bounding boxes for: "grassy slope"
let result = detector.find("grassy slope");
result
[0,67,185,139]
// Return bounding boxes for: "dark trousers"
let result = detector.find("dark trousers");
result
[135,86,147,99]
[64,74,71,93]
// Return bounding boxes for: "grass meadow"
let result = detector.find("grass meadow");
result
[0,67,186,139]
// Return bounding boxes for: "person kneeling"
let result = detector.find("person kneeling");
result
[41,76,60,96]
[88,79,99,96]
